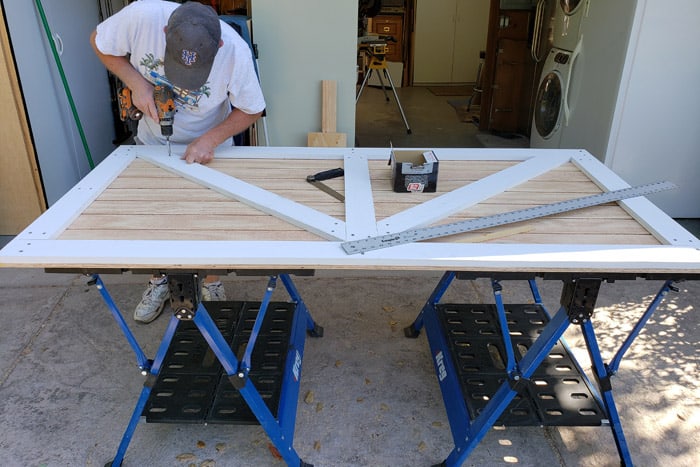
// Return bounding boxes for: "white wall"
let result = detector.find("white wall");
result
[558,0,636,161]
[252,1,358,146]
[607,0,700,217]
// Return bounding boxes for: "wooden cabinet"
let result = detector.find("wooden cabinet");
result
[489,38,529,132]
[480,5,536,134]
[371,15,403,62]
[217,0,251,15]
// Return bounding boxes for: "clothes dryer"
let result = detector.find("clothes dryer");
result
[530,45,578,148]
[552,0,588,51]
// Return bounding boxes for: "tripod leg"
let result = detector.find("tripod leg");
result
[356,68,372,103]
[384,69,412,134]
[375,70,391,102]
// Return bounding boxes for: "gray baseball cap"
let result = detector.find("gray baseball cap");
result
[164,2,221,90]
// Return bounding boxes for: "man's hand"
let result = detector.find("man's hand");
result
[130,80,158,123]
[180,109,263,164]
[90,30,158,122]
[182,135,216,164]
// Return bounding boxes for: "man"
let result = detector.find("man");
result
[91,1,265,323]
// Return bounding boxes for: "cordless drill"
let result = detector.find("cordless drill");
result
[153,84,175,156]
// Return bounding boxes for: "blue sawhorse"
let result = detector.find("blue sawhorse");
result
[406,272,678,467]
[91,272,322,467]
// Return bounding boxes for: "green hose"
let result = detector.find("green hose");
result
[34,0,95,170]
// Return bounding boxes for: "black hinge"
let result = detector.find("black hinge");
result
[168,273,201,320]
[560,278,602,324]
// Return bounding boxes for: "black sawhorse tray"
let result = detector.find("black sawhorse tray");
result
[436,303,605,427]
[144,301,296,424]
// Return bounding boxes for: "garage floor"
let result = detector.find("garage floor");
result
[0,265,698,467]
[355,84,529,150]
[1,88,698,466]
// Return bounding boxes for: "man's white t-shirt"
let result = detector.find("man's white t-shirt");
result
[94,1,265,146]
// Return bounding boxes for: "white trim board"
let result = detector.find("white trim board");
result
[1,146,698,273]
[2,241,698,273]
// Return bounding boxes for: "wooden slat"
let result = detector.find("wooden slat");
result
[208,158,347,171]
[96,188,231,202]
[438,232,661,245]
[67,214,301,231]
[430,217,651,236]
[83,200,345,217]
[60,229,323,241]
[442,204,638,221]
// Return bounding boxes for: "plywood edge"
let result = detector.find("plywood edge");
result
[2,239,700,274]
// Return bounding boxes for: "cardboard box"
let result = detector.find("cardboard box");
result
[390,149,439,193]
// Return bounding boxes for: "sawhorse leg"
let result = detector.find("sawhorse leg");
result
[95,273,319,467]
[404,271,455,337]
[580,319,632,466]
[107,315,180,467]
[591,279,678,467]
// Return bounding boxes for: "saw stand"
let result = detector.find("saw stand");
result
[405,273,680,467]
[356,39,412,134]
[91,272,323,467]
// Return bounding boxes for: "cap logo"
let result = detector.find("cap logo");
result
[181,49,198,66]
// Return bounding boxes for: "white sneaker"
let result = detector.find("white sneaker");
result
[133,279,170,323]
[201,281,227,301]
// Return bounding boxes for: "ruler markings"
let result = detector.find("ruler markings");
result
[341,181,676,254]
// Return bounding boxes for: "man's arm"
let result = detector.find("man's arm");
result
[90,30,158,123]
[183,108,263,164]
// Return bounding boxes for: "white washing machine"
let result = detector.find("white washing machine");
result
[552,0,588,51]
[530,45,579,148]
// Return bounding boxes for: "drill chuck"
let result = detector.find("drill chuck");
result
[161,122,174,137]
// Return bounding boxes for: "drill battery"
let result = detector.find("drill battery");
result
[117,87,143,122]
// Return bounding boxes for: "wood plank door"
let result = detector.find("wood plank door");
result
[0,7,45,234]
[488,37,529,132]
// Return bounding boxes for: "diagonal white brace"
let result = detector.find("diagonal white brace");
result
[342,181,677,254]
